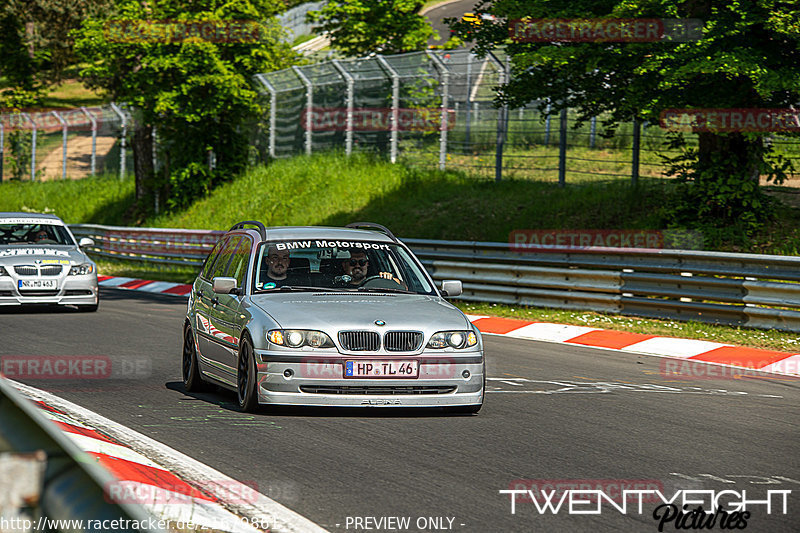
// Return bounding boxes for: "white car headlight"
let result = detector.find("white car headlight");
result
[427,330,478,349]
[267,329,335,349]
[69,263,94,276]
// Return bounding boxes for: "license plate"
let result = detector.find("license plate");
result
[345,360,418,378]
[18,279,57,290]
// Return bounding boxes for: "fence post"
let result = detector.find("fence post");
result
[0,122,4,183]
[465,53,472,152]
[427,51,450,171]
[23,113,37,181]
[110,103,127,179]
[487,52,507,182]
[254,74,277,159]
[544,103,551,145]
[558,107,567,187]
[631,117,640,186]
[81,107,97,176]
[51,111,68,179]
[377,55,400,164]
[293,66,313,156]
[331,59,354,156]
[590,116,597,148]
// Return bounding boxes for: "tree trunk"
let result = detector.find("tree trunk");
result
[131,123,154,202]
[696,131,761,183]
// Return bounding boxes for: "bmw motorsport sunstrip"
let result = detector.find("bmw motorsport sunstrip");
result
[182,221,484,412]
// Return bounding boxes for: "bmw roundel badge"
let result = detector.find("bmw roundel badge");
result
[375,320,386,326]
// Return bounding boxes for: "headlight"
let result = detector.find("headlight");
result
[0,266,7,276]
[427,330,478,349]
[69,263,94,276]
[267,329,335,349]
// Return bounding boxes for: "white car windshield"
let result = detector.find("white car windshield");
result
[253,240,435,295]
[0,223,75,246]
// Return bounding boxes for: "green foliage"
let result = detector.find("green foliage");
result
[461,0,800,228]
[72,0,296,211]
[307,0,435,56]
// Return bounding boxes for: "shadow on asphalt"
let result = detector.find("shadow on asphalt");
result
[165,381,479,418]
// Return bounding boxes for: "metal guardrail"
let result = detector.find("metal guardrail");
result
[0,378,163,532]
[70,225,800,332]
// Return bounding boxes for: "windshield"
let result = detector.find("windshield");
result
[252,239,435,295]
[0,223,75,246]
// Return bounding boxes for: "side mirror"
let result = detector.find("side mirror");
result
[212,276,239,294]
[441,280,462,297]
[78,237,94,247]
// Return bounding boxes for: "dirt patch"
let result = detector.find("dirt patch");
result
[38,135,118,180]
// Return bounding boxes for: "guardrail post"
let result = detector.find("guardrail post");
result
[51,111,68,179]
[254,74,277,159]
[377,55,400,164]
[558,107,567,187]
[427,51,450,171]
[293,66,314,156]
[23,113,36,181]
[331,59,354,156]
[110,103,127,179]
[81,107,97,175]
[631,117,640,186]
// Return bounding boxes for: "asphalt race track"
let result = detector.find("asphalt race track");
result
[1,289,798,532]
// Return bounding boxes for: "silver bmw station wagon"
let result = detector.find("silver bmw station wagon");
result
[183,221,484,413]
[0,212,98,311]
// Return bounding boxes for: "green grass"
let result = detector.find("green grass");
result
[455,302,800,353]
[0,173,133,225]
[94,258,199,284]
[39,79,106,109]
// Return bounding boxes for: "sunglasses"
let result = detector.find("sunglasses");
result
[348,259,368,266]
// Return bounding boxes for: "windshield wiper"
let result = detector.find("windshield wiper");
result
[256,285,343,293]
[356,287,414,294]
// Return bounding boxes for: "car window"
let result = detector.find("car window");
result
[0,223,75,245]
[200,238,227,280]
[252,239,436,295]
[209,236,241,279]
[226,237,253,287]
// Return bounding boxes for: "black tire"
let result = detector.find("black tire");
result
[237,335,259,412]
[182,324,207,392]
[77,303,98,312]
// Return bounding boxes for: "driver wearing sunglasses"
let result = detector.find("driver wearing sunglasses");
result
[339,250,403,287]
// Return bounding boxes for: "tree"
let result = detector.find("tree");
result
[73,0,295,215]
[307,0,434,56]
[458,0,800,231]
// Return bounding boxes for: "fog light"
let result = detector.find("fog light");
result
[462,370,470,379]
[283,369,294,378]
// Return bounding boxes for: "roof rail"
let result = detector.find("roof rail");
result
[228,220,267,240]
[345,222,397,242]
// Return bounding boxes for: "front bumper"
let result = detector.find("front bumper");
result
[0,274,98,306]
[254,351,484,407]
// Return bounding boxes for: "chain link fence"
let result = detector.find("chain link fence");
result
[253,48,800,184]
[0,104,132,183]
